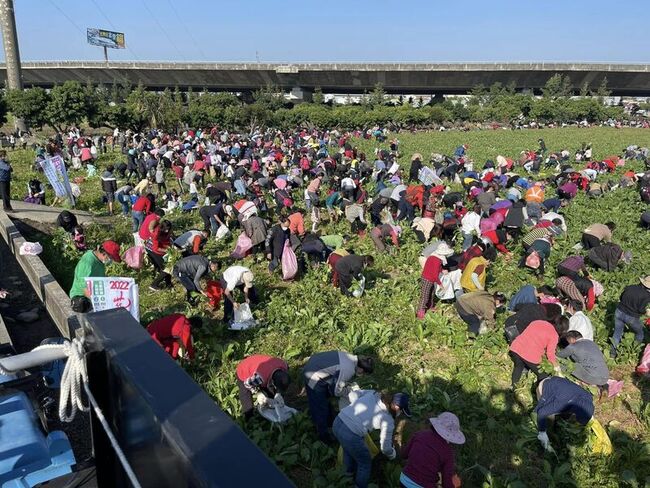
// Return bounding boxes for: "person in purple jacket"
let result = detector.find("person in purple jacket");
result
[400,412,465,488]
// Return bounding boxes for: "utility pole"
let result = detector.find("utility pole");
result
[0,0,26,132]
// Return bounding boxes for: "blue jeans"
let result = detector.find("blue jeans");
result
[461,232,473,251]
[611,307,644,356]
[132,211,144,233]
[332,417,371,488]
[209,216,219,235]
[117,193,130,216]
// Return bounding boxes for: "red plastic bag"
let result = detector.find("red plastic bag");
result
[636,344,650,375]
[205,280,223,309]
[281,240,298,280]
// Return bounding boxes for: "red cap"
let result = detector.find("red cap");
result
[101,240,122,263]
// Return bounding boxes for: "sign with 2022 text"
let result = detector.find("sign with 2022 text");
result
[85,277,139,321]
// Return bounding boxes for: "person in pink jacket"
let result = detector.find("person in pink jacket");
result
[509,318,568,388]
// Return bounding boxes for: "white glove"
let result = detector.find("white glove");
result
[255,392,270,408]
[537,431,552,451]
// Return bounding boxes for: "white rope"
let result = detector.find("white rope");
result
[57,339,89,422]
[83,382,143,488]
[1,336,142,487]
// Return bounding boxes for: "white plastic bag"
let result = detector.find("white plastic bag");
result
[229,303,258,330]
[257,393,298,423]
[19,241,43,255]
[351,275,366,298]
[215,224,230,240]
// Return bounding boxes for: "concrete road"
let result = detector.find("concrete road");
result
[6,200,95,225]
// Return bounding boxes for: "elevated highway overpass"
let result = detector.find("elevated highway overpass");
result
[1,62,649,96]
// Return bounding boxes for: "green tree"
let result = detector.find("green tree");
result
[541,74,573,99]
[594,77,611,98]
[312,87,324,105]
[6,87,51,128]
[368,83,386,107]
[46,81,93,131]
[253,84,285,111]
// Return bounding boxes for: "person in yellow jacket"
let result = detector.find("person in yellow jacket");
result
[460,255,489,292]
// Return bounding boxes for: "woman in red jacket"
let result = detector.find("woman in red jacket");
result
[509,317,568,388]
[147,219,173,290]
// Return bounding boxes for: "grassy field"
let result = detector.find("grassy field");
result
[5,127,650,487]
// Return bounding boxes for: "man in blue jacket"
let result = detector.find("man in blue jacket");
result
[535,376,594,451]
[303,351,374,443]
[0,151,13,212]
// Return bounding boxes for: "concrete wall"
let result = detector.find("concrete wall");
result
[0,211,76,338]
[1,62,649,95]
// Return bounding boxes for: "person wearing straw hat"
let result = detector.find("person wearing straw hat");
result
[610,276,650,358]
[416,242,454,319]
[400,412,464,488]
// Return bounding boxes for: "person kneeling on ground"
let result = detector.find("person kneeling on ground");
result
[146,313,202,361]
[333,390,411,488]
[69,240,122,313]
[236,354,290,420]
[400,412,464,488]
[221,265,257,323]
[303,351,374,443]
[455,291,506,336]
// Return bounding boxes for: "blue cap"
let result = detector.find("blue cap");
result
[392,392,411,417]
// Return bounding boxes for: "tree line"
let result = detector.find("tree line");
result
[0,74,627,133]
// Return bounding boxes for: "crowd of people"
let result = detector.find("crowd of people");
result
[9,125,649,488]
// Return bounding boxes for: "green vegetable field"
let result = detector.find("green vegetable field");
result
[7,127,650,487]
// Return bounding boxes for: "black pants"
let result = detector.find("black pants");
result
[557,265,578,279]
[581,233,601,250]
[414,229,427,243]
[222,284,258,323]
[0,180,12,210]
[237,379,255,419]
[338,273,354,296]
[305,380,334,442]
[510,351,548,386]
[147,250,171,288]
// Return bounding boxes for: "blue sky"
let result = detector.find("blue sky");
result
[5,0,649,63]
